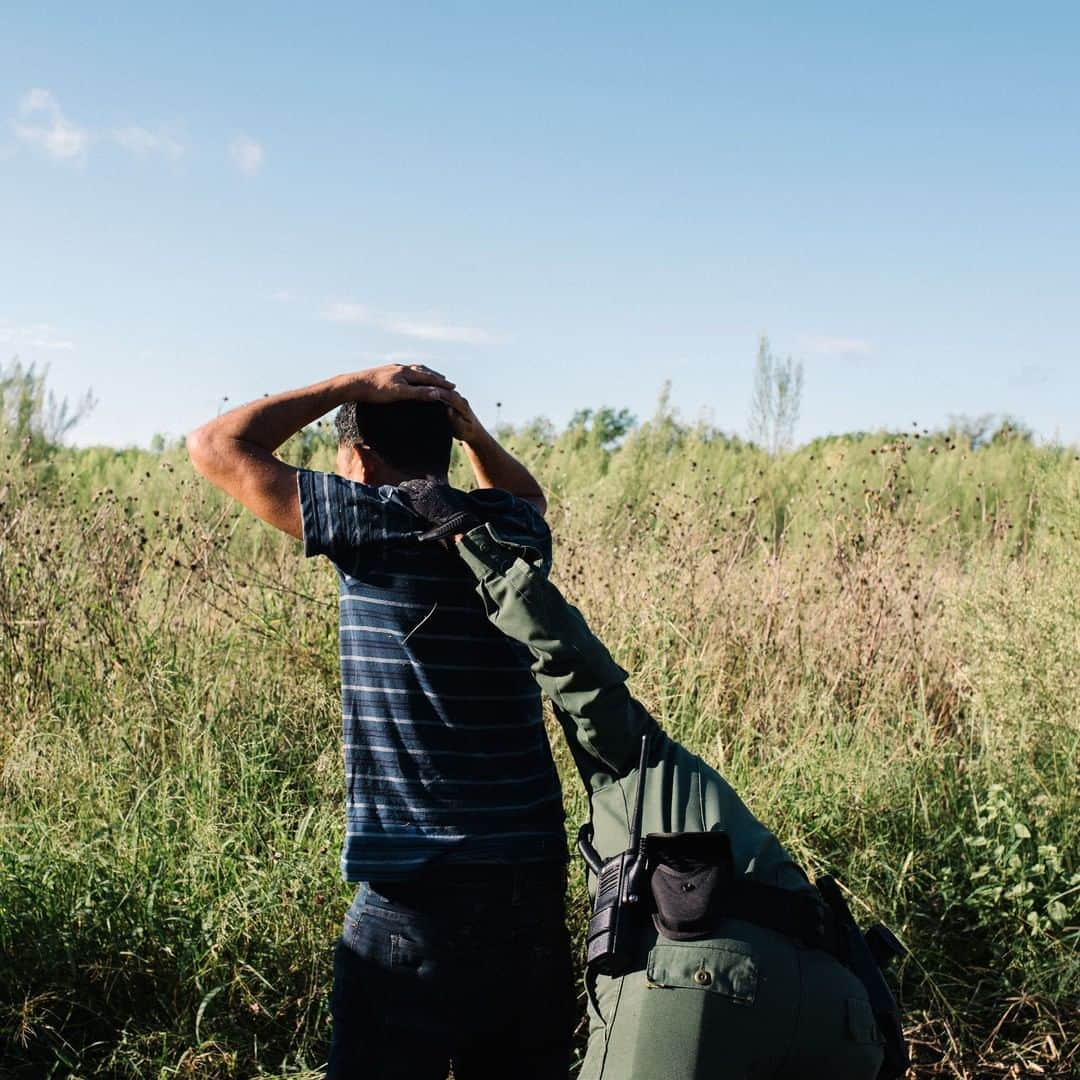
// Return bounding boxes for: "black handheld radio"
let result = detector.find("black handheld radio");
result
[577,734,650,977]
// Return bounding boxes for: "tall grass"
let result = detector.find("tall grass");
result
[1,403,1077,1078]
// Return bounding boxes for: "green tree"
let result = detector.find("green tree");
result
[566,406,637,449]
[0,357,96,457]
[748,335,803,455]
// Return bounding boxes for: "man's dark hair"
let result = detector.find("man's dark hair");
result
[335,400,453,477]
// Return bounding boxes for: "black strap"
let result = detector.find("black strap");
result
[710,879,843,958]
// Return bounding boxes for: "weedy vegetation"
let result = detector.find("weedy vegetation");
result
[1,364,1077,1077]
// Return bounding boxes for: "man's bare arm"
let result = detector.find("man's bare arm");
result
[187,364,456,538]
[447,397,548,516]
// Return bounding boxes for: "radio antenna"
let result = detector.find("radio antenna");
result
[630,733,650,850]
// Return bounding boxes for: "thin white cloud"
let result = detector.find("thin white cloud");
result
[384,316,503,345]
[112,125,184,160]
[323,302,371,324]
[320,300,504,345]
[12,89,189,166]
[12,88,89,163]
[799,335,873,357]
[229,134,264,175]
[0,323,76,351]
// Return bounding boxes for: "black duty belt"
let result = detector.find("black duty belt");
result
[637,831,844,958]
[702,878,844,959]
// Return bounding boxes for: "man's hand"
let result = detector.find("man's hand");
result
[356,363,457,404]
[445,393,548,517]
[445,391,486,446]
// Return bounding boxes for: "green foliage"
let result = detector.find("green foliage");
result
[1,385,1078,1077]
[946,413,1035,450]
[748,335,804,455]
[0,357,95,459]
[956,785,1077,942]
[565,406,637,449]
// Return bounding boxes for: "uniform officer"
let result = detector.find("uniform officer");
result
[402,480,904,1080]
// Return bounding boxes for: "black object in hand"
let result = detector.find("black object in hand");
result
[397,480,482,541]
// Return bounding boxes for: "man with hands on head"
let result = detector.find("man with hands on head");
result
[187,364,573,1080]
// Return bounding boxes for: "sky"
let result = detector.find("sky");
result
[2,3,1079,448]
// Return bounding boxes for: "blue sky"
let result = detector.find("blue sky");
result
[3,3,1078,447]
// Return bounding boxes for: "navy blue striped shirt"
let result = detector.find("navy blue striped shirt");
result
[297,469,566,882]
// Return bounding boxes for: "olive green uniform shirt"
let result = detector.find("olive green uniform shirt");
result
[457,528,885,1080]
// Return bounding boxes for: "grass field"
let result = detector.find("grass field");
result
[1,394,1077,1078]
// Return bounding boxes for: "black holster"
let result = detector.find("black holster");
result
[816,875,910,1080]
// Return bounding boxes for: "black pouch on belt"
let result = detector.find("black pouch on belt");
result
[645,832,734,941]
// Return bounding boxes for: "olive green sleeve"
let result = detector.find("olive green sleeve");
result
[456,526,656,778]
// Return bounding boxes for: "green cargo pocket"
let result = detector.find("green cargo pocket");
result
[844,996,882,1044]
[645,941,758,1004]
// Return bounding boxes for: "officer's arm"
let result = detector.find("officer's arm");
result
[457,529,655,777]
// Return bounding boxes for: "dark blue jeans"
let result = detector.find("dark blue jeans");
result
[327,862,573,1080]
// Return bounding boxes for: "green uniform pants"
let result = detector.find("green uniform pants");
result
[583,919,883,1079]
[457,528,886,1080]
